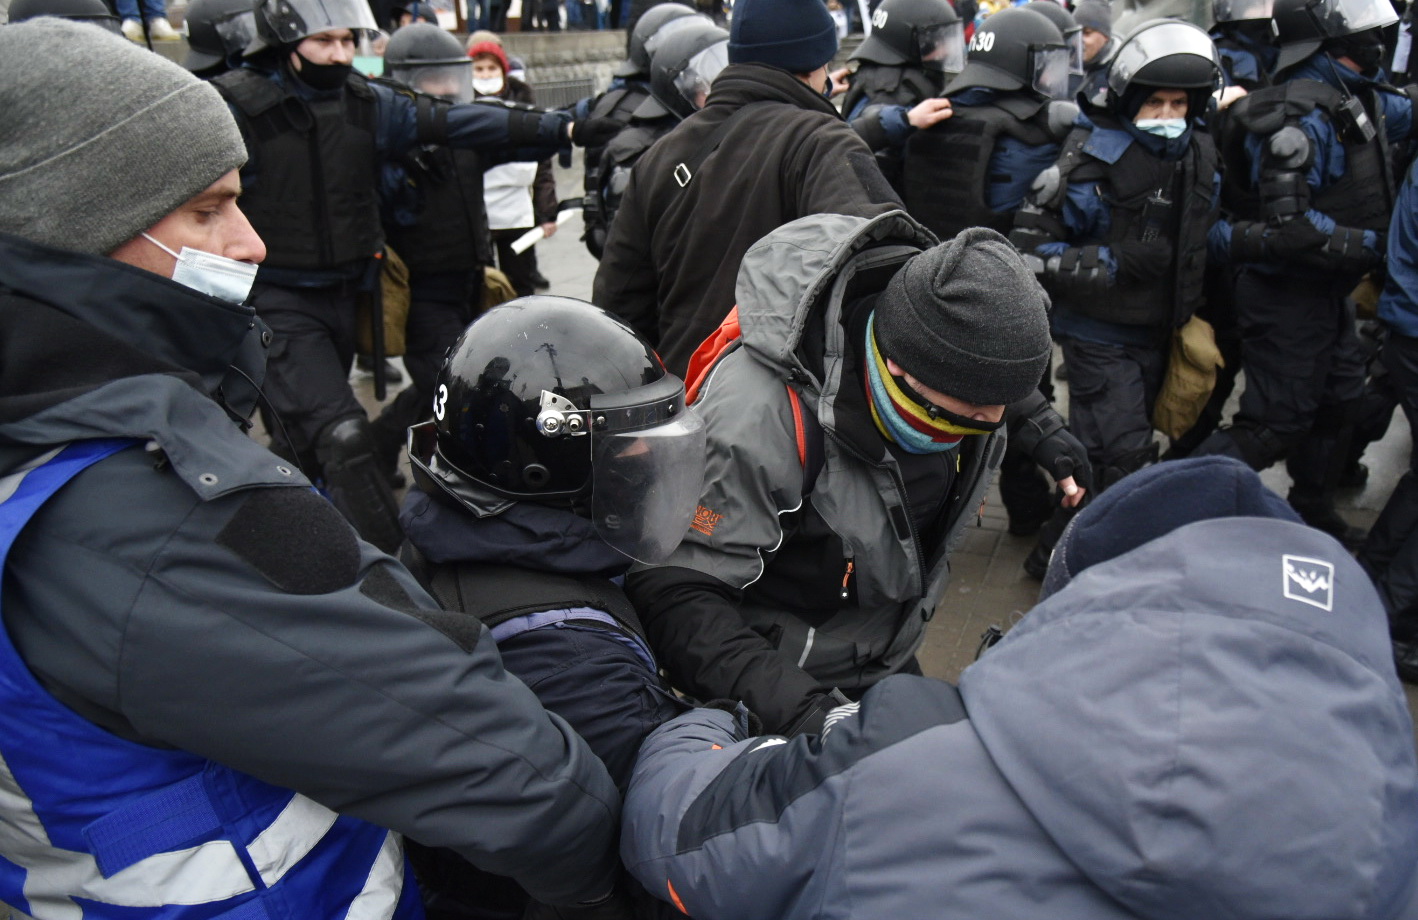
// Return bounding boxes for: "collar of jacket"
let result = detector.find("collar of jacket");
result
[703,63,845,120]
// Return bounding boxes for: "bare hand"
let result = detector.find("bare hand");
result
[541,222,558,239]
[828,66,852,98]
[1058,476,1086,509]
[907,97,953,130]
[1214,85,1247,110]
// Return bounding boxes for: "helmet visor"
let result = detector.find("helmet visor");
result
[392,60,473,102]
[261,0,378,44]
[1065,28,1086,74]
[673,40,729,113]
[1214,0,1273,21]
[1320,0,1398,35]
[214,9,258,53]
[918,20,966,73]
[1031,43,1073,98]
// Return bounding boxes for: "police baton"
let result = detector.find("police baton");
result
[510,198,583,255]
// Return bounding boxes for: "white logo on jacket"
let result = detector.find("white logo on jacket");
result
[1283,554,1334,611]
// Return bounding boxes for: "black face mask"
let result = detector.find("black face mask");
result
[1338,30,1385,74]
[292,50,353,90]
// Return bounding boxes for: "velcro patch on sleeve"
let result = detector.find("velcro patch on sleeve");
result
[217,488,361,595]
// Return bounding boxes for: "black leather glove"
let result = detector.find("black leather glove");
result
[779,689,851,737]
[523,887,636,920]
[1266,215,1329,258]
[571,115,624,150]
[1113,238,1174,284]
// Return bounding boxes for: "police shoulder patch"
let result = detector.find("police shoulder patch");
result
[217,487,361,595]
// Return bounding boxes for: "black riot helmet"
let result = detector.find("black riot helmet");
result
[385,22,472,101]
[1272,0,1396,70]
[245,0,378,55]
[410,296,707,564]
[1022,0,1085,75]
[1106,18,1221,115]
[616,2,700,77]
[944,7,1072,99]
[182,0,257,73]
[852,0,966,74]
[7,0,120,31]
[638,20,729,119]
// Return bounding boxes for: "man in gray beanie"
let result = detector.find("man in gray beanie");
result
[0,18,627,919]
[595,0,904,376]
[625,212,1087,738]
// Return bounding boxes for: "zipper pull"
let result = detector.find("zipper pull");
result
[840,558,855,600]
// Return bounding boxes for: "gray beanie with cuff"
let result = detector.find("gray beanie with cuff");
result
[875,226,1052,407]
[1073,0,1112,36]
[0,18,248,256]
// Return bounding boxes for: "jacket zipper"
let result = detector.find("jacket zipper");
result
[839,557,855,600]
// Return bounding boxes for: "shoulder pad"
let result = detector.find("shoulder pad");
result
[345,72,376,100]
[1266,124,1311,169]
[1228,86,1293,135]
[368,75,417,100]
[212,68,286,118]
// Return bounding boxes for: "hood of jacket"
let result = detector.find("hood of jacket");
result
[0,232,288,498]
[960,517,1418,920]
[732,211,936,439]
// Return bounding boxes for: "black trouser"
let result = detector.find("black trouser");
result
[373,268,482,455]
[490,228,537,298]
[1195,269,1366,477]
[1361,333,1418,630]
[250,280,366,467]
[1058,336,1166,486]
[999,362,1055,530]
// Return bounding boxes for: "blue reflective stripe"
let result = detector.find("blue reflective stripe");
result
[83,772,225,878]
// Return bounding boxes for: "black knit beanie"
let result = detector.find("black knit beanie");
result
[728,0,839,73]
[874,227,1052,407]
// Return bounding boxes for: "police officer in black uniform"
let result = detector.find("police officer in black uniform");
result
[579,2,701,258]
[371,23,493,477]
[1211,0,1280,89]
[1015,19,1223,572]
[840,0,965,188]
[181,0,256,77]
[212,0,576,553]
[1196,0,1413,544]
[400,297,699,919]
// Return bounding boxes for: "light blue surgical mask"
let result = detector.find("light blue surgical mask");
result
[143,232,259,305]
[1134,117,1188,139]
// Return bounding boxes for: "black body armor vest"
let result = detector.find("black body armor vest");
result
[1221,78,1395,231]
[901,95,1056,239]
[581,82,652,258]
[215,68,384,271]
[597,117,675,233]
[1059,124,1217,328]
[841,63,942,118]
[388,145,489,274]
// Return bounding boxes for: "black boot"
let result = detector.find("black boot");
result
[1288,489,1368,550]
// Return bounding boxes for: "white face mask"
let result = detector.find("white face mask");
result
[1135,117,1188,139]
[142,233,259,305]
[472,75,504,95]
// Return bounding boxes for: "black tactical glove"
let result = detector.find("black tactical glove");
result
[571,115,624,150]
[779,688,851,737]
[523,887,636,920]
[1113,238,1174,284]
[1007,391,1094,493]
[1266,215,1329,259]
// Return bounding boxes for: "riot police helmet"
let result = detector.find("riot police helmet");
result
[851,0,966,74]
[1107,18,1222,102]
[1214,0,1274,22]
[1272,0,1396,71]
[385,21,472,101]
[245,0,379,56]
[7,0,119,32]
[182,0,257,73]
[944,7,1072,100]
[409,296,707,564]
[638,20,729,120]
[615,2,700,77]
[1022,0,1085,74]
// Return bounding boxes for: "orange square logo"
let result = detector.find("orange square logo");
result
[691,504,724,536]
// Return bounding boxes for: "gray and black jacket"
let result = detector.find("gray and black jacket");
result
[0,231,621,907]
[623,517,1418,919]
[625,212,1005,736]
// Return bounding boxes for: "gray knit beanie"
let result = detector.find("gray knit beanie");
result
[0,18,248,255]
[1073,0,1112,36]
[875,227,1052,407]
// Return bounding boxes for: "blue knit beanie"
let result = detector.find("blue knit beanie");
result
[728,0,838,73]
[1040,456,1302,599]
